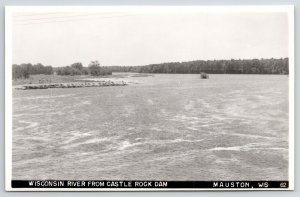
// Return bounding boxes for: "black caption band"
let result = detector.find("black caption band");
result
[11,180,289,189]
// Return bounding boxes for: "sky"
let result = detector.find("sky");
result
[11,7,289,67]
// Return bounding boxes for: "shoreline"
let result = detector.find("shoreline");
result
[14,81,128,90]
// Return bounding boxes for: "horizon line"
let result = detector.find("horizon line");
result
[13,57,289,67]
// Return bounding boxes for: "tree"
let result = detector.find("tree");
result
[82,67,90,75]
[71,62,83,71]
[88,61,102,76]
[33,63,44,74]
[20,63,32,78]
[70,67,81,75]
[12,64,23,79]
[44,66,53,75]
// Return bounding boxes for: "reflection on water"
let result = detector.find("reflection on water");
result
[12,74,289,180]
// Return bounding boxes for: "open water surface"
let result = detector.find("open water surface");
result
[12,74,289,180]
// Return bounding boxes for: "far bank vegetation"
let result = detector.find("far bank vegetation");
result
[109,58,289,74]
[12,60,112,80]
[12,58,289,80]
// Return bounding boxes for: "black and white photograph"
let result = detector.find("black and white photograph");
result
[5,6,294,191]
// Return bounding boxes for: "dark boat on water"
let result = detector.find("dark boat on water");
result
[200,72,209,79]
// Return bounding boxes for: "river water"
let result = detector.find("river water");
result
[12,74,289,180]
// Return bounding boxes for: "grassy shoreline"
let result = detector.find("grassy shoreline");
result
[13,75,83,86]
[12,73,153,87]
[12,73,136,86]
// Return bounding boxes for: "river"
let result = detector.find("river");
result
[12,74,289,180]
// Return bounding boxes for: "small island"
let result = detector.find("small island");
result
[200,72,209,79]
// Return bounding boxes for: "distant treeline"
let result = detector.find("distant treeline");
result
[12,63,53,79]
[13,58,289,79]
[109,58,289,74]
[55,61,112,76]
[12,61,112,79]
